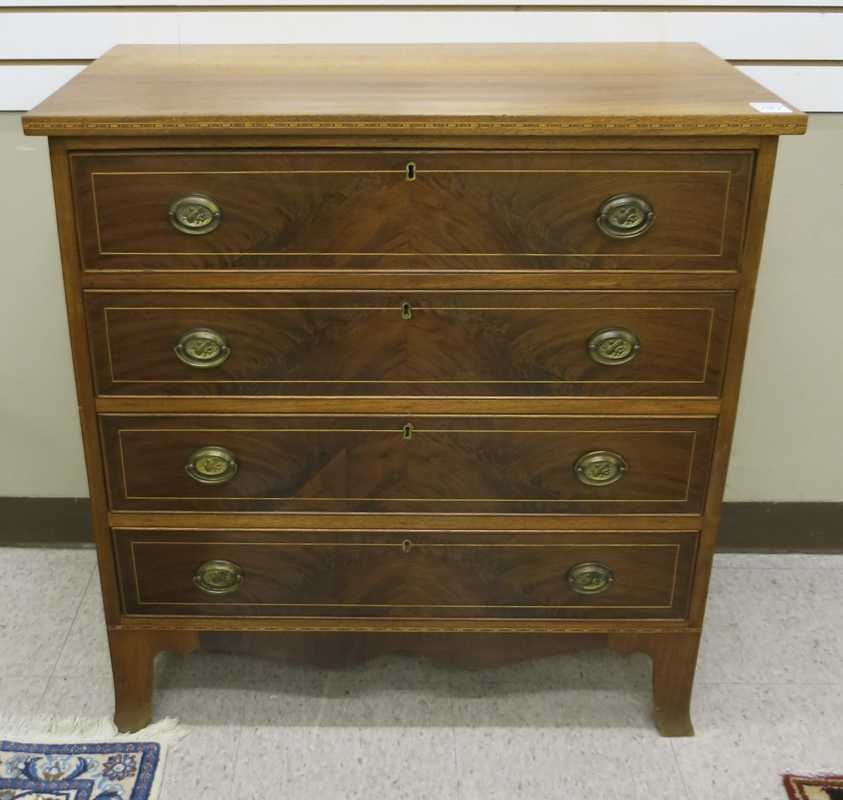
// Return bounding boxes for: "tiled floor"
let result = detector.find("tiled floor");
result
[2,547,842,800]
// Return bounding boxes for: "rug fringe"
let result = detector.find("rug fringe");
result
[783,771,843,779]
[0,714,189,747]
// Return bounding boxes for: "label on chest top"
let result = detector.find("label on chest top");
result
[750,102,793,113]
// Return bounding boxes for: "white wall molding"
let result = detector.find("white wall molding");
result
[3,1,843,6]
[1,3,840,111]
[4,10,843,61]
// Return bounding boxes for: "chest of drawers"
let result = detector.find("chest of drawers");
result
[24,42,806,736]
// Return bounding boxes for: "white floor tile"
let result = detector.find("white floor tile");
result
[36,673,115,719]
[234,721,457,800]
[452,687,687,800]
[672,683,843,800]
[233,658,458,800]
[52,570,111,678]
[448,649,652,697]
[320,656,456,727]
[697,564,843,684]
[0,547,95,676]
[156,683,251,800]
[0,676,50,719]
[715,553,843,570]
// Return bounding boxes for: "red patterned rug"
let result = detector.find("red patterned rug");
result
[784,774,843,799]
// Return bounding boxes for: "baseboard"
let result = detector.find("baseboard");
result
[0,497,93,547]
[716,502,843,552]
[0,497,841,552]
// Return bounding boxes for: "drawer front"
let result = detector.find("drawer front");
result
[114,528,697,620]
[100,415,716,514]
[71,150,752,271]
[86,291,733,398]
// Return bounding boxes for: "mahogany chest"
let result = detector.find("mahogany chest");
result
[23,43,806,735]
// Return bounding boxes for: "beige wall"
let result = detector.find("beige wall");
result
[728,114,843,501]
[0,112,840,501]
[0,114,87,497]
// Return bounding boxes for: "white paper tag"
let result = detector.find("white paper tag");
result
[750,102,793,114]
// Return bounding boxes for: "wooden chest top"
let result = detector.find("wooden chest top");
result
[22,43,806,138]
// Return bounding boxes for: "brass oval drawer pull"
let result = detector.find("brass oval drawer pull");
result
[185,446,239,484]
[193,559,243,595]
[587,327,640,366]
[596,193,654,239]
[567,562,615,595]
[174,328,231,369]
[169,194,222,235]
[574,450,627,486]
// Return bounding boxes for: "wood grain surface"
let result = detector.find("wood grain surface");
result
[85,290,733,397]
[113,527,696,620]
[99,414,716,514]
[22,44,807,137]
[70,149,752,271]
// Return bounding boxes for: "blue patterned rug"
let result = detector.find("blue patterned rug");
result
[0,740,160,800]
[0,719,183,800]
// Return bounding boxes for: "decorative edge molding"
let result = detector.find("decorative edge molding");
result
[21,115,809,137]
[117,618,698,635]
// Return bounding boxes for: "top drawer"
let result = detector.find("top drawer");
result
[69,149,752,272]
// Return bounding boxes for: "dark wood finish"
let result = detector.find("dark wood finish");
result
[28,44,805,735]
[199,630,609,670]
[113,528,696,620]
[99,414,716,515]
[71,149,751,271]
[22,44,806,137]
[85,290,734,397]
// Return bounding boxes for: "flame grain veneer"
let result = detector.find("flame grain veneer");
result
[24,43,806,736]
